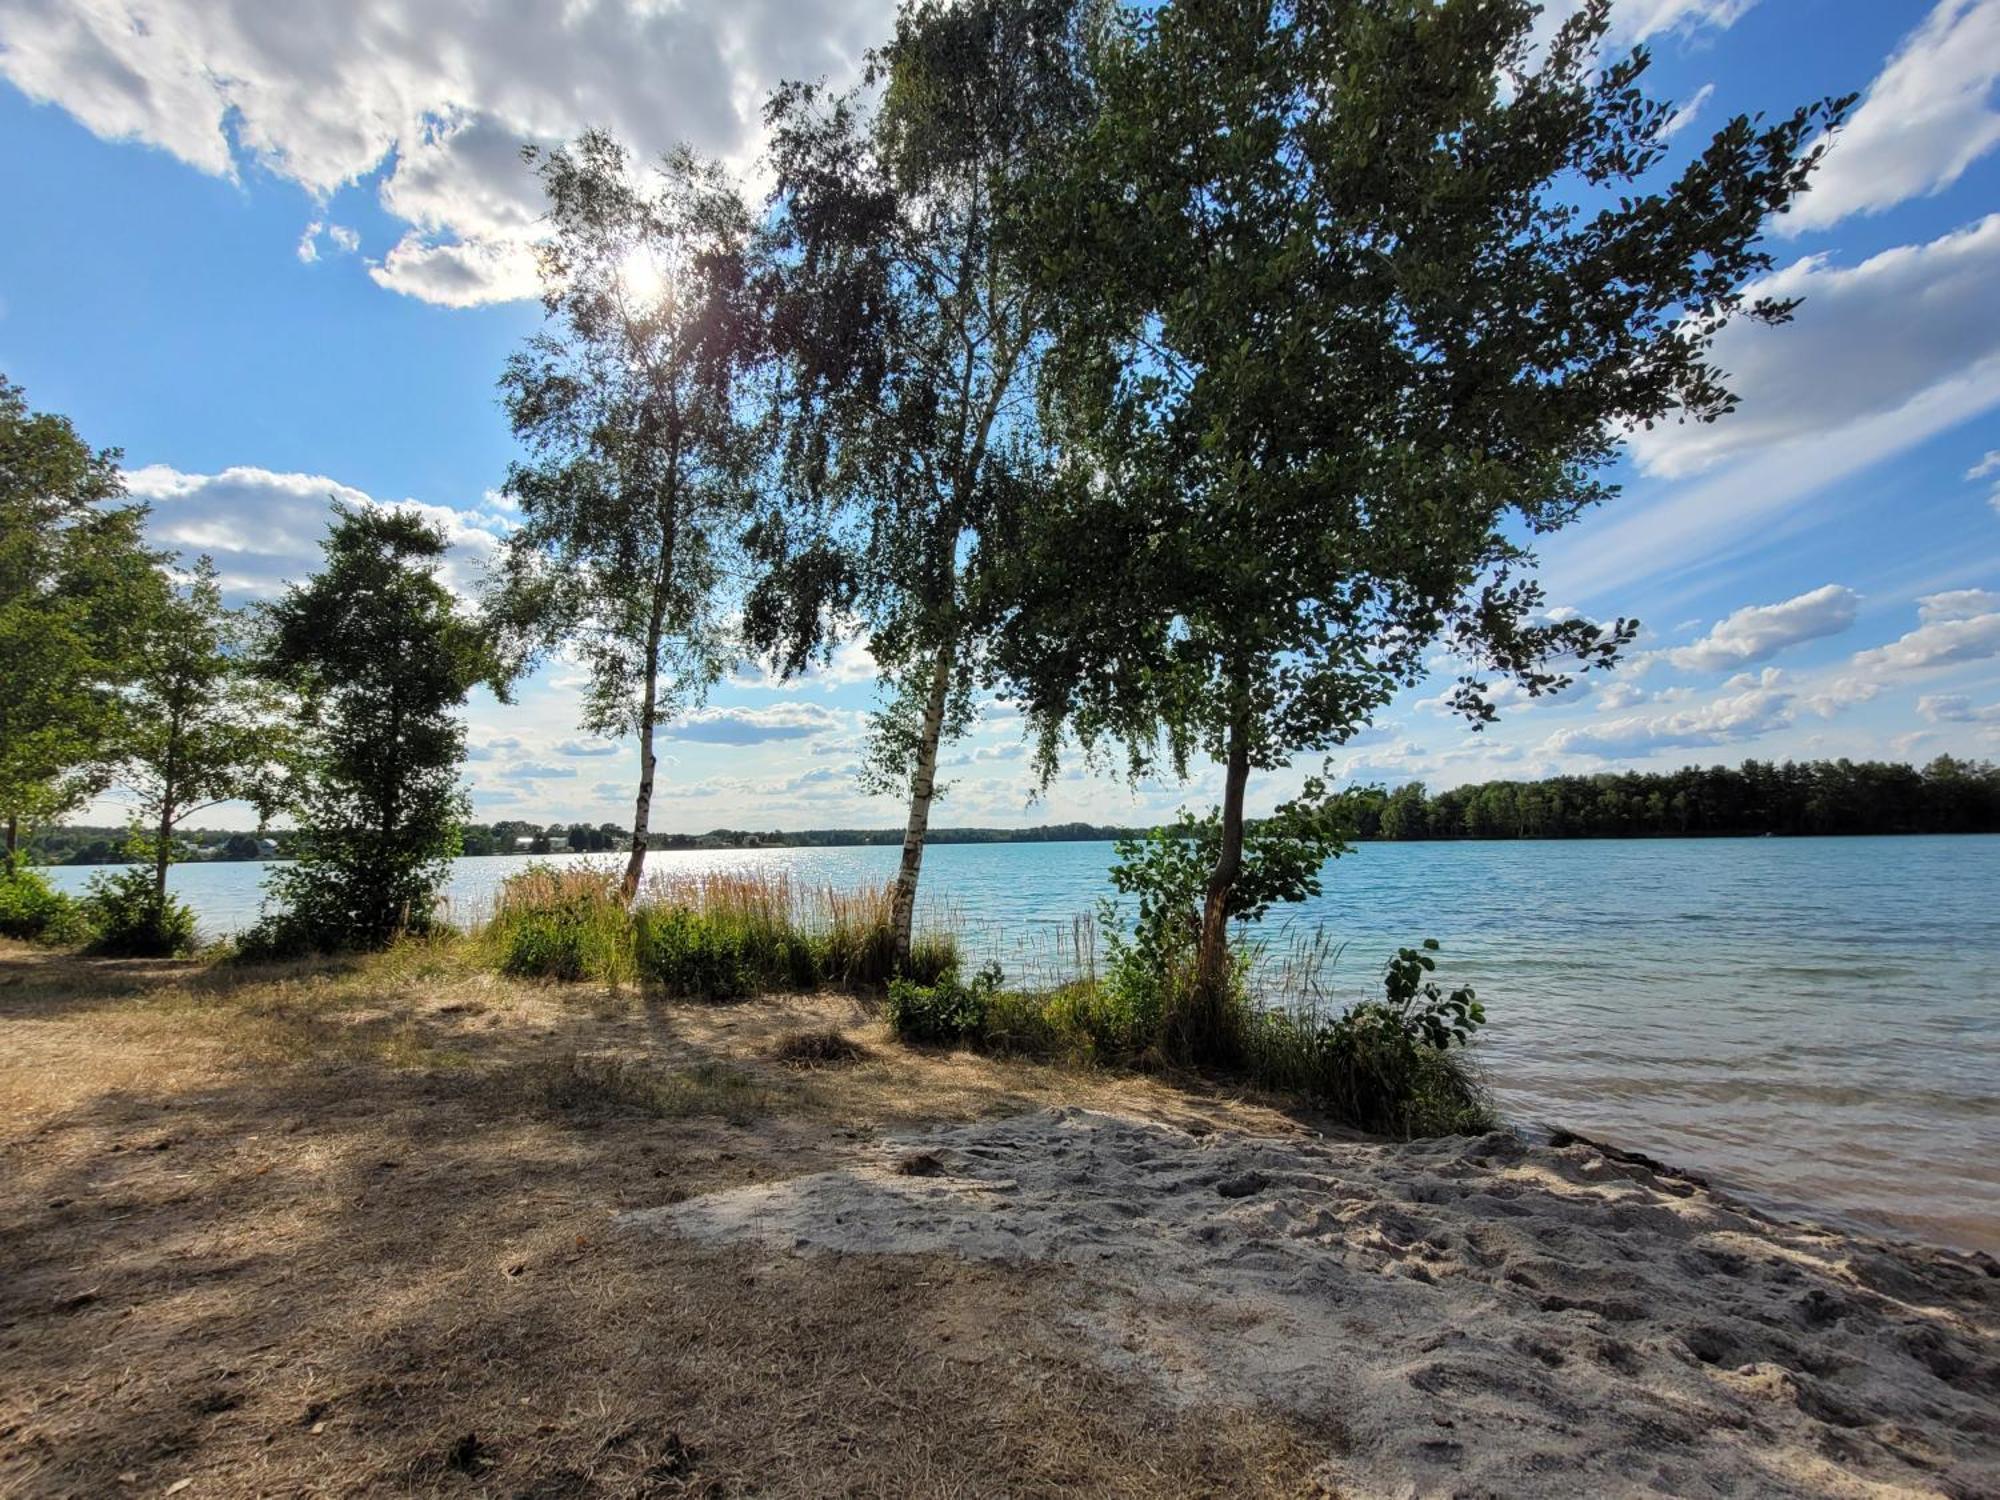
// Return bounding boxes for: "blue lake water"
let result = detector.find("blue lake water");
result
[46,836,2000,1252]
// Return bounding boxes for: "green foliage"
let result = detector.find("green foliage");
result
[488,132,759,895]
[250,505,496,956]
[1100,782,1348,1059]
[0,374,168,867]
[485,865,959,996]
[81,862,198,958]
[747,0,1100,959]
[1245,941,1494,1138]
[485,864,635,982]
[885,961,1004,1045]
[990,0,1852,1041]
[0,865,90,944]
[114,555,278,908]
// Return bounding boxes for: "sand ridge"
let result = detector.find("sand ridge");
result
[625,1106,2000,1498]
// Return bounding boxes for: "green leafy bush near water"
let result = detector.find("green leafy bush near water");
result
[82,864,199,957]
[0,866,90,944]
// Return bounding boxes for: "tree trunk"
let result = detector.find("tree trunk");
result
[4,815,16,877]
[623,610,665,903]
[154,805,173,906]
[1189,715,1252,1062]
[890,637,955,967]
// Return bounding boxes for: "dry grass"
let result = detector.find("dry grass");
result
[0,937,1339,1498]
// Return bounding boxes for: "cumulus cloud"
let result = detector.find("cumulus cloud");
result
[1781,0,2000,234]
[1849,610,2000,673]
[1918,694,2000,724]
[0,0,891,306]
[123,463,506,599]
[499,760,580,780]
[555,737,622,758]
[1919,588,2000,622]
[1664,584,1859,671]
[1541,674,1796,759]
[664,702,847,745]
[1629,216,2000,480]
[1971,452,2000,480]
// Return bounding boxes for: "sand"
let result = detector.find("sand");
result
[623,1106,1999,1498]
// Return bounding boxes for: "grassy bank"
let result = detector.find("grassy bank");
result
[482,864,958,994]
[479,863,1492,1139]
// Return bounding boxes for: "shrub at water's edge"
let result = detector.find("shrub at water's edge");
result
[884,939,1495,1140]
[81,864,199,957]
[0,866,91,945]
[483,864,958,993]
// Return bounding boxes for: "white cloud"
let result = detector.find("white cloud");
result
[1541,674,1796,759]
[500,760,579,780]
[1918,588,2000,623]
[1664,584,1859,671]
[0,0,891,306]
[1970,451,2000,480]
[665,702,848,745]
[1660,82,1715,140]
[124,463,507,600]
[1850,611,2000,674]
[1781,0,2000,234]
[1551,220,2000,601]
[296,220,360,264]
[1630,216,2000,480]
[1533,0,1755,50]
[1918,693,2000,724]
[555,737,622,757]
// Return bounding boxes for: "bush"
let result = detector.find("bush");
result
[486,864,633,981]
[885,962,1003,1045]
[82,865,199,957]
[0,866,90,945]
[1245,941,1495,1137]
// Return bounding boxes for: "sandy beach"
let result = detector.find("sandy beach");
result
[4,942,1996,1497]
[634,1106,2000,1498]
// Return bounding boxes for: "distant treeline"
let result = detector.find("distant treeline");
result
[1341,757,2000,841]
[36,819,1148,863]
[37,759,2000,865]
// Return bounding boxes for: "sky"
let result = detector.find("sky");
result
[1,0,1997,834]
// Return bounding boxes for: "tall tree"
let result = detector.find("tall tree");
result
[490,133,762,900]
[993,0,1852,1051]
[255,506,495,953]
[115,555,277,908]
[746,0,1098,963]
[0,375,164,870]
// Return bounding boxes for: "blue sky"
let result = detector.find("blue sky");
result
[1,0,1997,833]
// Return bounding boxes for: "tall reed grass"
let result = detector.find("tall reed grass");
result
[483,863,957,995]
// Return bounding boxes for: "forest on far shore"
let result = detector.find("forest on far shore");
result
[35,756,2000,865]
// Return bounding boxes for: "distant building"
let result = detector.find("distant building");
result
[514,836,537,852]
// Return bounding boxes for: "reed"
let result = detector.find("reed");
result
[484,862,959,995]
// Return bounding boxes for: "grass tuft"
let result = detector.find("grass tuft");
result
[769,1028,868,1067]
[483,863,960,999]
[517,1051,769,1123]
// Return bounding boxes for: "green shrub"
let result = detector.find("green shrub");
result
[485,864,633,981]
[82,866,199,957]
[1244,941,1495,1137]
[0,866,90,945]
[885,962,1003,1045]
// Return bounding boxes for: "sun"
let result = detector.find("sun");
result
[616,242,672,312]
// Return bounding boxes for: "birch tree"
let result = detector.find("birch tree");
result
[490,134,762,899]
[992,0,1852,1055]
[746,0,1097,962]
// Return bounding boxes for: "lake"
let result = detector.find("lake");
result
[45,835,2000,1253]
